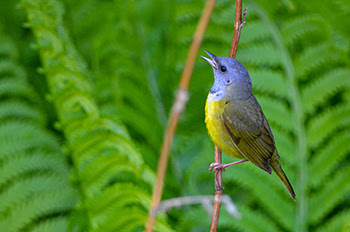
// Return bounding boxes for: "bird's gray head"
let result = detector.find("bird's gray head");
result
[201,50,252,99]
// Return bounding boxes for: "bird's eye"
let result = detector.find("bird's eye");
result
[220,66,227,72]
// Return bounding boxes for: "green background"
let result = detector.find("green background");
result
[0,0,349,231]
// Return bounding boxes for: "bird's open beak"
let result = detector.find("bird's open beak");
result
[201,50,218,69]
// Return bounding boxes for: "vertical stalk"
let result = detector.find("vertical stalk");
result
[145,0,216,231]
[209,146,223,232]
[209,1,246,231]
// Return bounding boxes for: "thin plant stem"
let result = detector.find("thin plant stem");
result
[145,0,217,231]
[209,1,247,231]
[209,146,223,232]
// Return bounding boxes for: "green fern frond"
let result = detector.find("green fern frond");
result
[0,152,69,187]
[22,0,173,231]
[175,4,201,26]
[89,194,151,230]
[239,22,272,46]
[307,104,350,148]
[0,101,45,124]
[118,78,157,120]
[309,131,350,187]
[316,210,350,232]
[309,167,350,225]
[221,204,280,232]
[0,61,26,80]
[272,128,296,165]
[95,206,171,232]
[237,43,282,66]
[30,217,68,232]
[73,132,143,169]
[93,208,146,232]
[257,95,293,131]
[176,208,209,231]
[294,42,345,79]
[281,15,326,46]
[0,121,61,158]
[226,164,294,230]
[0,174,72,214]
[342,214,350,232]
[78,152,131,180]
[301,69,350,115]
[0,78,39,103]
[61,0,165,167]
[330,30,350,51]
[87,183,149,214]
[0,37,18,60]
[0,33,78,232]
[82,164,141,198]
[0,189,76,232]
[250,69,289,99]
[118,102,162,147]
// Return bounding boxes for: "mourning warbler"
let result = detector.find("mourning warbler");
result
[201,50,296,200]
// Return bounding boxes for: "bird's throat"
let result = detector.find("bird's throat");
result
[207,90,225,102]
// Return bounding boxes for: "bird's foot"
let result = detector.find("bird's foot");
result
[209,159,248,172]
[209,162,227,172]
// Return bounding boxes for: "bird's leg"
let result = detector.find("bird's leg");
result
[209,159,248,172]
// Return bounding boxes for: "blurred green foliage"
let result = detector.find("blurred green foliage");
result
[0,0,349,231]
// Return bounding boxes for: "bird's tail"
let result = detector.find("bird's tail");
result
[271,164,296,201]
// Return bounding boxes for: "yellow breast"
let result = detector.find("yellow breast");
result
[205,93,243,159]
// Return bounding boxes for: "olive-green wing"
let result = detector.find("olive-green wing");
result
[222,97,276,174]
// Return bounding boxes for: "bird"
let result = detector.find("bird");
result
[201,50,296,200]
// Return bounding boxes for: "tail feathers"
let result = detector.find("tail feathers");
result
[271,165,296,201]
